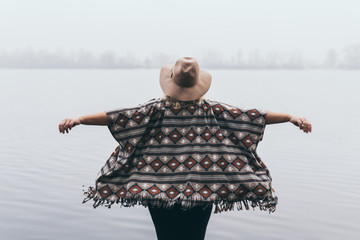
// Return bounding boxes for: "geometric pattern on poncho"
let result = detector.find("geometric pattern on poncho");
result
[83,98,278,213]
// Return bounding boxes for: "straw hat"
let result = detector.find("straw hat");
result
[159,57,212,101]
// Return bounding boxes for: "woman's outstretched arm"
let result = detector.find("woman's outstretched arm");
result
[58,112,108,134]
[265,111,312,133]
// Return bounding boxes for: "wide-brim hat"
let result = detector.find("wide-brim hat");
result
[159,57,212,101]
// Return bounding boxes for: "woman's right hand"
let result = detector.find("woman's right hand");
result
[58,118,81,134]
[289,115,312,133]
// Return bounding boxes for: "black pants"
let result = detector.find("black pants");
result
[148,204,213,240]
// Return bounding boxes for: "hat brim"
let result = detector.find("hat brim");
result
[159,65,212,101]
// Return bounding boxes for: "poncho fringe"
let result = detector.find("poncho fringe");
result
[82,186,278,214]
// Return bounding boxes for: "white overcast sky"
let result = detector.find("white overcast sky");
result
[0,0,359,61]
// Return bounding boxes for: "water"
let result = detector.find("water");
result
[0,69,359,240]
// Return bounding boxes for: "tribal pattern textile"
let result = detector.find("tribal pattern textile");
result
[83,98,278,213]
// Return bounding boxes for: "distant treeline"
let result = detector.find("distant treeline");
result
[1,45,360,69]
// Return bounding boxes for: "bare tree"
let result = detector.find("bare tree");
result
[99,51,117,68]
[75,49,96,68]
[247,49,263,69]
[200,49,225,69]
[343,44,360,69]
[324,49,338,68]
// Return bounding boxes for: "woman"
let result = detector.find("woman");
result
[59,57,311,240]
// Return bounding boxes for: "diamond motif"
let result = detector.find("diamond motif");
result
[202,103,211,112]
[147,186,162,196]
[201,128,212,141]
[216,157,229,171]
[185,128,197,142]
[232,158,246,170]
[99,186,113,198]
[116,115,128,127]
[212,104,224,115]
[115,187,127,198]
[160,104,166,115]
[165,187,179,198]
[248,161,259,171]
[228,133,239,144]
[136,158,147,170]
[154,131,165,143]
[257,158,266,168]
[246,109,260,120]
[235,185,249,197]
[147,106,159,117]
[214,129,224,141]
[132,112,145,124]
[150,158,163,171]
[129,185,142,195]
[241,135,254,148]
[124,142,134,153]
[169,104,182,114]
[184,156,197,170]
[186,104,199,114]
[183,185,195,197]
[199,186,213,198]
[122,162,133,172]
[253,184,267,196]
[168,129,182,143]
[228,108,242,118]
[166,158,180,171]
[111,146,120,156]
[216,185,231,198]
[200,156,213,170]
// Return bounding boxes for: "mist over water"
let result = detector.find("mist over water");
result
[1,45,360,69]
[0,69,359,240]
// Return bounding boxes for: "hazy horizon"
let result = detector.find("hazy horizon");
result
[1,44,359,69]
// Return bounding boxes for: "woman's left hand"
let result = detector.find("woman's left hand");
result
[289,116,312,133]
[58,118,81,134]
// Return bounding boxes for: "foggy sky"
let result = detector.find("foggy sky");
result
[1,0,359,62]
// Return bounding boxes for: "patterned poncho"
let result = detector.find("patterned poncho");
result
[83,98,278,213]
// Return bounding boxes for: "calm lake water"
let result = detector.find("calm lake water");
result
[0,69,359,240]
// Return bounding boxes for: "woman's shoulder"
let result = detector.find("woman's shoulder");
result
[205,99,244,110]
[205,99,267,118]
[107,98,162,113]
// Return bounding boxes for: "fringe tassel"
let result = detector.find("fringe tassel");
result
[82,186,278,214]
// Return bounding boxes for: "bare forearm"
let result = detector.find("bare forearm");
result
[265,111,312,133]
[265,111,291,124]
[59,112,108,134]
[78,112,108,126]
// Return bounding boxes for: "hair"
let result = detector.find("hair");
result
[164,95,204,109]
